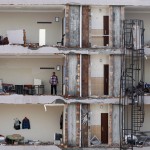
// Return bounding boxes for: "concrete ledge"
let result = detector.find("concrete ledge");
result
[0,145,61,150]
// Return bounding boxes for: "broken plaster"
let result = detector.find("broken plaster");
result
[0,45,122,56]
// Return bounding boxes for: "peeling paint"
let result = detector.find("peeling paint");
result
[0,45,122,55]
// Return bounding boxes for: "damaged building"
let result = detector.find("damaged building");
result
[0,0,150,150]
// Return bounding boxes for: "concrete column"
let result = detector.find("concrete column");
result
[64,55,69,97]
[109,55,114,97]
[65,5,80,47]
[64,104,68,146]
[113,55,121,97]
[109,6,125,48]
[108,104,113,146]
[112,104,120,146]
[109,6,113,47]
[65,54,80,97]
[109,54,121,97]
[65,5,70,47]
[68,104,76,146]
[68,54,78,96]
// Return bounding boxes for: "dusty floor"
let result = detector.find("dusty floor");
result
[62,147,150,150]
[0,145,61,150]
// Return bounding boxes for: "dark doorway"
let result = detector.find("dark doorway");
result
[103,16,109,46]
[101,113,108,144]
[104,64,109,95]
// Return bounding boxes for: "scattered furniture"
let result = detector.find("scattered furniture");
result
[15,85,24,94]
[57,34,65,46]
[1,83,44,95]
[2,83,14,93]
[54,133,62,145]
[7,29,26,47]
[33,85,44,95]
[0,135,5,144]
[6,134,24,144]
[23,85,34,95]
[34,78,44,95]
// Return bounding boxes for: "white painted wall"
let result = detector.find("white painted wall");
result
[90,104,108,125]
[125,12,150,44]
[126,105,150,132]
[0,58,64,94]
[0,12,64,45]
[145,58,150,82]
[91,6,109,29]
[141,105,150,131]
[0,104,63,142]
[90,54,109,77]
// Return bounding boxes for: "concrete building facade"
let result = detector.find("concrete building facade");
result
[0,1,149,150]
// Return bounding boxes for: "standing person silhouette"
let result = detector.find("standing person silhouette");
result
[49,72,58,95]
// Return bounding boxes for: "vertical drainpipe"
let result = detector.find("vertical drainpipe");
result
[80,5,82,98]
[79,5,82,147]
[80,54,82,97]
[80,5,82,48]
[63,55,66,96]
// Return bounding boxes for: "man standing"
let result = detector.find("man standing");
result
[50,72,58,95]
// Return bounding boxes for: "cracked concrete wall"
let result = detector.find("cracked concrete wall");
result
[112,104,120,145]
[109,55,121,97]
[110,6,124,48]
[68,104,76,146]
[109,55,114,97]
[68,54,78,96]
[113,55,121,97]
[108,104,113,146]
[109,6,124,97]
[65,5,80,47]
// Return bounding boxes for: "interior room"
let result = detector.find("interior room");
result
[0,5,65,46]
[0,56,65,95]
[0,104,64,145]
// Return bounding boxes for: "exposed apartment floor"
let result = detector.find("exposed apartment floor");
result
[63,147,150,150]
[0,145,61,150]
